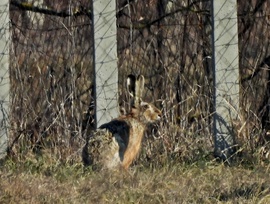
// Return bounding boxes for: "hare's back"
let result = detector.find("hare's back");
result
[87,126,128,169]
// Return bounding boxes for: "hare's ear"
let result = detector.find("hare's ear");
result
[134,75,145,107]
[127,74,136,97]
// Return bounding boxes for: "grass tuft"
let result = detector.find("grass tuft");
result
[1,154,270,203]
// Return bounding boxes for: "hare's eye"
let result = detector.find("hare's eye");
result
[140,101,150,110]
[142,104,149,109]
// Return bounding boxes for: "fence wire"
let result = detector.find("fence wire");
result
[5,0,270,162]
[9,0,93,159]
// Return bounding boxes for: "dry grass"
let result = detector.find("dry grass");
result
[5,1,270,203]
[3,121,270,203]
[1,154,270,204]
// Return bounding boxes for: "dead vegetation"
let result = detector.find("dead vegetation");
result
[1,154,270,203]
[3,0,270,203]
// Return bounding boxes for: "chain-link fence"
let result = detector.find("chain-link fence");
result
[9,0,93,161]
[239,1,270,150]
[3,0,270,164]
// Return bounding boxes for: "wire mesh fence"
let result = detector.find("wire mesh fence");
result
[238,0,270,158]
[3,0,270,164]
[9,0,94,161]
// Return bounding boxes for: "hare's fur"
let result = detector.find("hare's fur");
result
[82,75,161,170]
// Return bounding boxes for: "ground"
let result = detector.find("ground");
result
[1,156,270,203]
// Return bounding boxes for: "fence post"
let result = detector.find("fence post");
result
[211,0,239,161]
[92,0,118,128]
[0,1,9,159]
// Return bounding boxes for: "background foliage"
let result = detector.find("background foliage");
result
[1,0,270,203]
[7,0,270,165]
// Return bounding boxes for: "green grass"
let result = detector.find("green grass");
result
[1,155,270,204]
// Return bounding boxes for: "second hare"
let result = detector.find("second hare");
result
[82,74,162,170]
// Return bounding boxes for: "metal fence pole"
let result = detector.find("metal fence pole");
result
[0,1,9,159]
[92,0,118,128]
[211,0,239,160]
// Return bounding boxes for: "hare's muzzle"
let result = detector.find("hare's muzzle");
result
[151,106,162,122]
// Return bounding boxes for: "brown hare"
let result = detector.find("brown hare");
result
[82,74,162,170]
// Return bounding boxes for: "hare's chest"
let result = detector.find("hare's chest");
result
[127,123,145,154]
[130,122,145,143]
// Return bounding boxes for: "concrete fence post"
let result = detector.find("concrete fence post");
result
[0,1,10,159]
[211,0,239,161]
[92,0,118,128]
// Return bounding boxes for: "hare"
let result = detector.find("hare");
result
[82,74,162,170]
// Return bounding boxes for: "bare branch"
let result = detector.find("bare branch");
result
[10,0,92,18]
